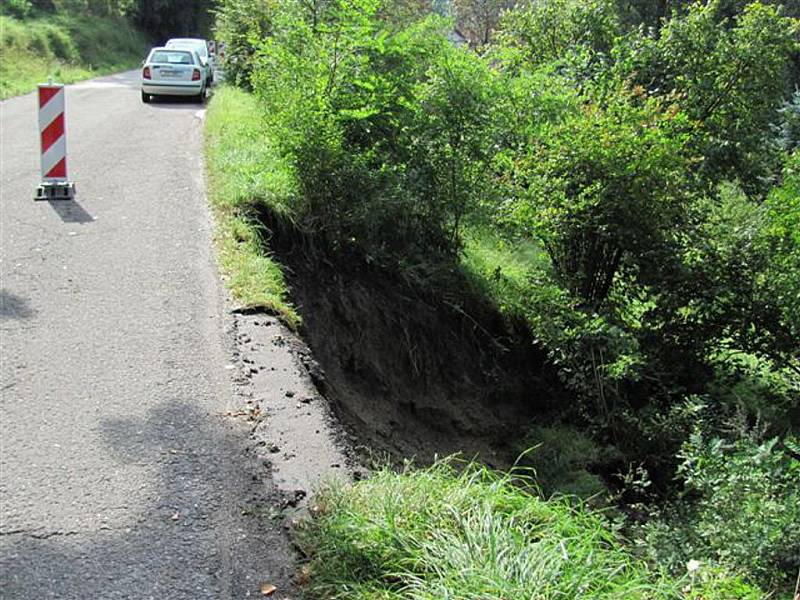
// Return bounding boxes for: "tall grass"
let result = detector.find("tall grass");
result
[0,12,149,98]
[295,460,764,599]
[460,225,549,321]
[204,86,300,326]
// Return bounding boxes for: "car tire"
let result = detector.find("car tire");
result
[141,91,150,103]
[196,91,205,104]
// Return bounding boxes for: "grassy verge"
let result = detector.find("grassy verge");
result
[0,13,149,99]
[295,460,764,599]
[204,86,300,326]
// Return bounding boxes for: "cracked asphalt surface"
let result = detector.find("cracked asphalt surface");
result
[0,72,297,598]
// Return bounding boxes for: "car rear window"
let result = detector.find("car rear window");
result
[150,50,195,64]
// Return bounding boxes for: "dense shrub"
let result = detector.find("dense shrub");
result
[638,427,800,595]
[213,0,800,591]
[1,0,34,17]
[213,0,275,87]
[618,1,799,194]
[516,424,616,498]
[493,0,620,72]
[248,0,499,265]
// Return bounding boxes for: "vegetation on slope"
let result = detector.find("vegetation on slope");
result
[0,10,149,98]
[207,0,800,596]
[296,460,764,599]
[204,87,300,326]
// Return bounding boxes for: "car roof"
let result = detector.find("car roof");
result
[165,39,208,56]
[149,46,197,54]
[166,38,207,45]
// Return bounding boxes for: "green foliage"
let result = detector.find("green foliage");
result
[460,225,547,320]
[517,424,614,498]
[1,0,34,17]
[482,2,799,469]
[621,1,799,192]
[761,150,800,340]
[296,460,762,599]
[210,1,800,591]
[204,87,300,325]
[248,0,499,265]
[9,0,220,39]
[503,87,691,310]
[494,0,621,72]
[213,0,276,87]
[639,428,800,594]
[776,89,800,153]
[129,0,216,40]
[706,349,800,424]
[613,0,800,30]
[0,12,149,98]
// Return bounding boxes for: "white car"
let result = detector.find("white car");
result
[165,38,214,86]
[141,47,206,104]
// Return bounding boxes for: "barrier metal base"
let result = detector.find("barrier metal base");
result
[35,181,76,201]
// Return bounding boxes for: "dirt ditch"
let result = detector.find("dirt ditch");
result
[256,209,564,467]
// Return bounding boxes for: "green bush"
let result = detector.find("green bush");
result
[639,429,800,595]
[213,0,276,88]
[761,150,800,340]
[249,0,499,266]
[618,1,799,194]
[1,0,33,17]
[48,27,78,61]
[493,0,620,72]
[296,460,764,599]
[208,0,800,592]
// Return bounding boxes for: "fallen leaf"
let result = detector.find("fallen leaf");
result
[259,583,277,596]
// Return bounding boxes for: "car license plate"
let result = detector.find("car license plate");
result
[161,70,180,78]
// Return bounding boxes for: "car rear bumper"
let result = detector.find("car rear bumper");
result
[141,82,203,96]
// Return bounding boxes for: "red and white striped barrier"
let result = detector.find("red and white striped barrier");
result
[35,83,75,200]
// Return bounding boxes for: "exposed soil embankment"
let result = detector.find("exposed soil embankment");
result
[256,209,563,465]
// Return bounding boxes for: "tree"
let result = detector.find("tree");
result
[494,0,620,72]
[622,1,799,193]
[452,0,513,45]
[505,88,691,311]
[130,0,216,40]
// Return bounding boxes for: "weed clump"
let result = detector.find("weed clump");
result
[295,460,763,599]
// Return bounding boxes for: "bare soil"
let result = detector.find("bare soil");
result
[257,211,563,469]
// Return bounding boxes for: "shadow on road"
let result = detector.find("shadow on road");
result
[46,199,95,224]
[144,88,216,110]
[0,402,294,599]
[0,290,36,321]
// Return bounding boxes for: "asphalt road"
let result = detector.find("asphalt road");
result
[0,72,294,598]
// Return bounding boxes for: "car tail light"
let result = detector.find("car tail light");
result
[143,66,151,79]
[192,69,201,81]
